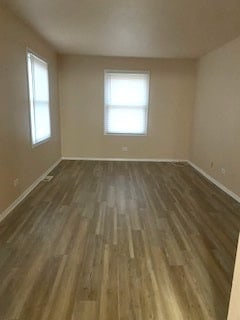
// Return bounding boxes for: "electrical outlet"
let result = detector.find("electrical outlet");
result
[221,168,226,175]
[13,178,19,187]
[122,146,128,152]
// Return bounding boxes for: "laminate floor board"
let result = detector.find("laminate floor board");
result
[0,160,240,320]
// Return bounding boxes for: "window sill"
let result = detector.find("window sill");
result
[32,137,51,148]
[104,133,147,137]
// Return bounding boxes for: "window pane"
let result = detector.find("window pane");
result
[106,106,146,134]
[106,73,149,107]
[34,102,51,143]
[104,71,149,135]
[27,52,51,145]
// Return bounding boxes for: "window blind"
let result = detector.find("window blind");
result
[104,71,150,135]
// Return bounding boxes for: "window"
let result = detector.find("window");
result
[27,51,51,146]
[104,71,150,135]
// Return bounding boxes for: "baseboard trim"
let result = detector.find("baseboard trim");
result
[2,157,239,224]
[187,160,240,203]
[0,158,62,223]
[62,157,187,162]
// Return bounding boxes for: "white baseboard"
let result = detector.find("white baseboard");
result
[62,156,187,162]
[0,158,62,223]
[187,160,240,203]
[2,157,239,224]
[63,157,240,203]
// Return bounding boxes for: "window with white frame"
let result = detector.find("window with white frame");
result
[27,51,51,145]
[104,71,150,135]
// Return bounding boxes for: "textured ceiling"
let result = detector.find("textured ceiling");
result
[1,0,240,58]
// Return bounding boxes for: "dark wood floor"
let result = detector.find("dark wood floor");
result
[0,160,240,320]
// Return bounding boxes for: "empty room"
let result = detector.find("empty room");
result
[1,0,240,319]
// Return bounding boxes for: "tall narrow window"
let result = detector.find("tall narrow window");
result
[27,52,51,145]
[104,71,150,135]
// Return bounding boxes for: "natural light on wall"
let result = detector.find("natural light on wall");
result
[104,71,150,135]
[27,52,51,145]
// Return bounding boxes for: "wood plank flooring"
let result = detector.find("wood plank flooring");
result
[0,160,240,319]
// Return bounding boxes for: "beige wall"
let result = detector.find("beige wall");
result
[0,5,61,214]
[2,0,240,219]
[191,36,240,198]
[59,55,196,160]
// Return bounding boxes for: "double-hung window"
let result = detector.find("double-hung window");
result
[27,51,51,146]
[104,71,150,135]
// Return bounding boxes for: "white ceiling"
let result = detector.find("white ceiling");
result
[2,0,240,58]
